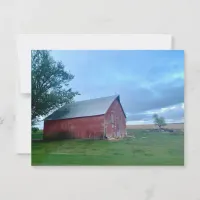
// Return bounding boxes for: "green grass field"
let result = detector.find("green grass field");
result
[32,129,184,166]
[32,130,43,140]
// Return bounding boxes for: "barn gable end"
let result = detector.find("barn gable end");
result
[104,98,126,138]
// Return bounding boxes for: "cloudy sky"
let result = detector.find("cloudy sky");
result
[51,50,184,125]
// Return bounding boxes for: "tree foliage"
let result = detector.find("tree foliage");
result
[32,127,39,132]
[152,114,166,129]
[32,50,79,123]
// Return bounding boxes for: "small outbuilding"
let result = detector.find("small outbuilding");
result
[43,95,126,140]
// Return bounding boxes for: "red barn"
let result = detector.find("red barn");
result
[43,95,126,140]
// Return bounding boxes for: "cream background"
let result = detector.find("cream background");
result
[1,0,200,200]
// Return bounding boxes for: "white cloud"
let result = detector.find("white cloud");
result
[142,103,182,116]
[127,102,184,125]
[126,112,134,117]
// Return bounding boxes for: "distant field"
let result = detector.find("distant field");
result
[126,123,184,130]
[32,129,184,166]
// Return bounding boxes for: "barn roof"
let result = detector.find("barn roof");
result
[45,95,126,121]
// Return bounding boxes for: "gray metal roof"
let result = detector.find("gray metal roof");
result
[45,95,125,121]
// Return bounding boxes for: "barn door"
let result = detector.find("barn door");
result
[116,123,120,137]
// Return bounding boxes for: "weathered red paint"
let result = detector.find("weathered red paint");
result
[104,99,126,138]
[43,98,126,139]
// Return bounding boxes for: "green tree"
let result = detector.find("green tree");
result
[152,114,166,130]
[32,127,39,133]
[32,50,79,124]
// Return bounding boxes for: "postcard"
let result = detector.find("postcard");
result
[31,49,184,166]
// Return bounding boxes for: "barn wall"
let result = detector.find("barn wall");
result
[44,115,104,140]
[104,99,126,138]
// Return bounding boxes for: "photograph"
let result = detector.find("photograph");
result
[31,50,184,166]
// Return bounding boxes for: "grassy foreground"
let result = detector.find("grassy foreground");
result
[32,130,184,166]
